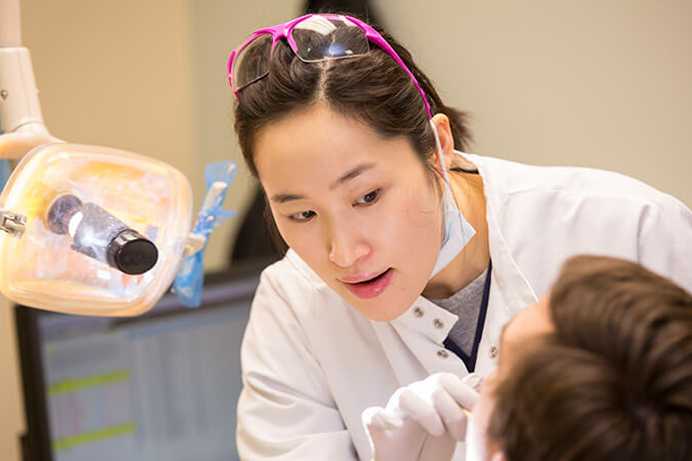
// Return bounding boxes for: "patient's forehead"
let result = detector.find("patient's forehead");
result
[498,296,554,372]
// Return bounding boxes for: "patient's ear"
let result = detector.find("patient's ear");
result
[490,452,506,461]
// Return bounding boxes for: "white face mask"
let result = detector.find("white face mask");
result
[428,121,476,279]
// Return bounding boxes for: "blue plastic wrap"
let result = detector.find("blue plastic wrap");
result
[173,161,237,307]
[0,160,11,189]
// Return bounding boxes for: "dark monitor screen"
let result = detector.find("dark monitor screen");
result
[15,262,267,461]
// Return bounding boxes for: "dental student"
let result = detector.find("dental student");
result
[227,14,692,461]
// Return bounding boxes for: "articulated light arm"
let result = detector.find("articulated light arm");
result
[0,0,62,160]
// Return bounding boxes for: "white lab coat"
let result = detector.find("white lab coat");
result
[236,153,692,461]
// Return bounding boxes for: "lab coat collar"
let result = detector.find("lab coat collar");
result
[386,152,538,375]
[463,152,538,314]
[390,297,459,345]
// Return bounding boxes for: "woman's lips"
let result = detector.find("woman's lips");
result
[342,268,394,299]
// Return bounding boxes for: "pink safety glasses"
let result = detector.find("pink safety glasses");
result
[226,13,433,118]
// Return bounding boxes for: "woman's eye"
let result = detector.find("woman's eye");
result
[288,210,316,222]
[355,189,381,206]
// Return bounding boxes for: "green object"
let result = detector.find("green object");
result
[53,422,136,452]
[47,369,130,396]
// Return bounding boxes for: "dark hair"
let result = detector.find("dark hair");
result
[232,17,472,253]
[233,18,472,177]
[489,255,692,461]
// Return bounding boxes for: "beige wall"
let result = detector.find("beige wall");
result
[187,0,302,264]
[2,1,690,459]
[381,0,692,205]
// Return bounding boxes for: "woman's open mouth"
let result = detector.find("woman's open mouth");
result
[342,268,394,299]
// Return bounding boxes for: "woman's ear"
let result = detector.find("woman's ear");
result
[430,113,455,171]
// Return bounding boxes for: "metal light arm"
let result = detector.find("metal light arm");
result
[0,0,63,160]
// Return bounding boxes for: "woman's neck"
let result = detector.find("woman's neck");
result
[422,170,489,299]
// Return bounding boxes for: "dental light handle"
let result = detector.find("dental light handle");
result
[0,0,63,160]
[47,194,159,275]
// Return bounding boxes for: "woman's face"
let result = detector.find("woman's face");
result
[254,103,443,320]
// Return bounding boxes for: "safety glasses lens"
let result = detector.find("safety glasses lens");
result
[292,16,369,62]
[232,33,273,91]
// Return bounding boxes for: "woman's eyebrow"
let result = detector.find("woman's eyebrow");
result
[270,193,305,204]
[329,162,376,190]
[271,162,378,203]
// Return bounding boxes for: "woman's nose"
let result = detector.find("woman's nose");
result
[327,223,371,269]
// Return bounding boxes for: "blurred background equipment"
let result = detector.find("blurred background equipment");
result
[16,260,269,461]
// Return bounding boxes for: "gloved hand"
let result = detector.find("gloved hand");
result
[362,372,481,461]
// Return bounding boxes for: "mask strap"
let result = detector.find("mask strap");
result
[430,119,451,186]
[429,118,476,242]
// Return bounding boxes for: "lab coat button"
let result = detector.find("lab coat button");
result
[437,349,449,359]
[433,319,444,329]
[413,307,424,318]
[489,345,498,359]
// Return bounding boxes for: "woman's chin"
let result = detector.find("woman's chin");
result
[348,287,422,322]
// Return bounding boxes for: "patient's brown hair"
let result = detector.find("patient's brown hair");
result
[488,255,692,461]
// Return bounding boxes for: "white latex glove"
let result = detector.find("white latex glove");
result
[362,372,481,461]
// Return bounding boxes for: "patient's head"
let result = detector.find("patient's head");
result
[482,255,692,461]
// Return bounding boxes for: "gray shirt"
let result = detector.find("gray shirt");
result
[428,269,487,357]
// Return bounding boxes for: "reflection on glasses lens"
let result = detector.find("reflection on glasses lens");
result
[233,34,272,91]
[293,17,368,62]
